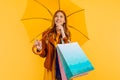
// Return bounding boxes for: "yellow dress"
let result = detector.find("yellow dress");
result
[43,50,56,80]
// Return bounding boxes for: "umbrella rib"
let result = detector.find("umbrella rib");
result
[68,25,89,40]
[67,9,84,17]
[30,26,52,42]
[58,0,60,10]
[21,17,52,22]
[31,32,43,42]
[34,0,53,17]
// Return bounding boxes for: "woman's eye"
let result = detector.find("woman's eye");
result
[55,15,58,17]
[60,15,63,18]
[55,15,64,18]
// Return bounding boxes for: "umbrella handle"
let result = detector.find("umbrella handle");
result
[32,45,37,54]
[32,45,42,55]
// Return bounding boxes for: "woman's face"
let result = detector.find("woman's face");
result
[54,12,65,26]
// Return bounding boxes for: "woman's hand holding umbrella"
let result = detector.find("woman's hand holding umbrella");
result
[32,40,42,55]
[34,40,42,50]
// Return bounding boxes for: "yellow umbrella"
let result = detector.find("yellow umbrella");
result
[21,0,89,45]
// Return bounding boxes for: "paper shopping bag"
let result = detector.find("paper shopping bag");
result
[56,42,94,80]
[57,53,67,80]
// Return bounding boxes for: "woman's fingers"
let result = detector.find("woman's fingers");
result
[37,40,42,50]
[36,45,42,50]
[34,40,42,48]
[38,40,42,47]
[34,40,38,46]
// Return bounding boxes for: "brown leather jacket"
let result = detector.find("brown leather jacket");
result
[32,29,70,70]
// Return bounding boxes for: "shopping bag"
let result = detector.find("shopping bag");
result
[57,53,67,80]
[56,42,94,80]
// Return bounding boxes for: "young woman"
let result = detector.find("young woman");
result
[32,10,71,80]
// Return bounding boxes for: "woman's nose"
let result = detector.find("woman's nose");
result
[57,16,61,19]
[56,18,60,21]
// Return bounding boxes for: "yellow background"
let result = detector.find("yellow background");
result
[0,0,120,80]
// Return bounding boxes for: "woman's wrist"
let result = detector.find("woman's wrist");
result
[61,30,66,38]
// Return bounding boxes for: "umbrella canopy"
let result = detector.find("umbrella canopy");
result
[21,0,89,45]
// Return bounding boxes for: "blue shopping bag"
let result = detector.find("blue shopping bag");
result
[56,42,94,80]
